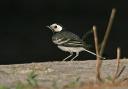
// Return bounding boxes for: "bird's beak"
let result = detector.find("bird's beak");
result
[46,26,50,28]
[46,26,52,30]
[46,26,54,33]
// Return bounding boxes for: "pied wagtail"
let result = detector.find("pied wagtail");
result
[47,23,105,61]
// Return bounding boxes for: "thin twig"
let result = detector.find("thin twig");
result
[117,66,126,79]
[117,58,126,78]
[93,26,99,58]
[93,26,102,81]
[114,47,121,79]
[99,8,116,57]
[82,29,93,41]
[119,74,128,81]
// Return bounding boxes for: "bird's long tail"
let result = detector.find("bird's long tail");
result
[84,48,106,59]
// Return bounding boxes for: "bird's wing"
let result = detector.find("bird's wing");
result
[53,38,71,44]
[62,39,85,47]
[53,37,85,47]
[52,31,91,47]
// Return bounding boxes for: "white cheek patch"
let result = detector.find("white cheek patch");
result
[49,23,63,32]
[54,26,62,32]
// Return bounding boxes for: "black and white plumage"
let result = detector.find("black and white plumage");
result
[47,23,105,61]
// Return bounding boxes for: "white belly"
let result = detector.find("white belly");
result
[57,46,85,52]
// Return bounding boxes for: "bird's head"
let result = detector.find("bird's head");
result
[46,23,63,32]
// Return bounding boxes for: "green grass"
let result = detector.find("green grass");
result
[27,71,38,87]
[107,75,115,83]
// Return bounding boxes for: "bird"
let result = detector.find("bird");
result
[46,23,105,61]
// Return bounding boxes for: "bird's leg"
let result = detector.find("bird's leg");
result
[70,52,79,61]
[62,52,73,61]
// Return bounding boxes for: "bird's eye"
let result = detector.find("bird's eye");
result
[54,26,57,28]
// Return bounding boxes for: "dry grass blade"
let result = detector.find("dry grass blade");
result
[114,48,121,79]
[93,26,99,58]
[92,8,116,82]
[93,26,102,81]
[99,8,116,57]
